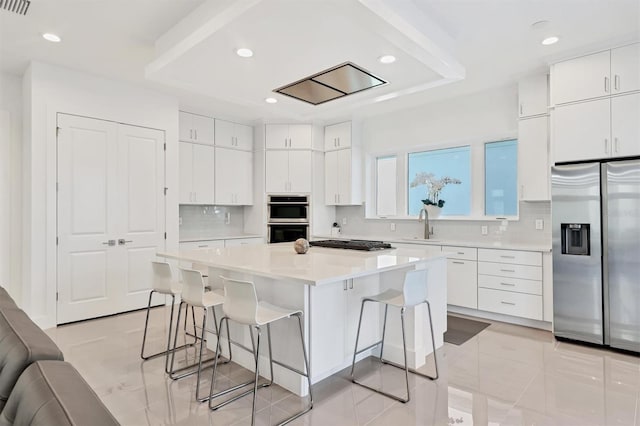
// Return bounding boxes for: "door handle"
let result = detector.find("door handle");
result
[190,129,193,139]
[604,76,609,93]
[614,75,620,91]
[604,138,609,154]
[614,137,619,153]
[501,301,516,306]
[102,240,116,246]
[118,239,133,245]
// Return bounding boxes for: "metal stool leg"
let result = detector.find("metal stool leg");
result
[399,307,411,402]
[250,326,261,426]
[194,308,208,401]
[379,304,389,362]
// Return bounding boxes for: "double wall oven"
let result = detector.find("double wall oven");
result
[267,195,309,243]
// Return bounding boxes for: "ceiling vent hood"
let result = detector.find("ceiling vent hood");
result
[0,0,30,15]
[274,62,386,105]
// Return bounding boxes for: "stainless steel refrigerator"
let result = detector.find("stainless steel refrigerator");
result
[552,159,640,353]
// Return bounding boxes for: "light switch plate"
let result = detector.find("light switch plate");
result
[390,223,396,231]
[481,225,488,235]
[342,217,347,226]
[535,219,544,230]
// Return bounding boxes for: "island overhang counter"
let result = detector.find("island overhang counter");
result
[157,243,448,396]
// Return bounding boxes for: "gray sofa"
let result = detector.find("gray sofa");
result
[0,287,118,425]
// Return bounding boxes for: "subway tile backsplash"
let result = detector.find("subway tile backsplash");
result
[335,202,551,246]
[179,205,245,241]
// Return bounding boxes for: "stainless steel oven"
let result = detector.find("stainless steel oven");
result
[267,195,309,223]
[268,223,309,244]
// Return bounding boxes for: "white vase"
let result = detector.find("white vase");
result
[424,204,441,219]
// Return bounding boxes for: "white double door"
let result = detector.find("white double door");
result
[57,114,166,324]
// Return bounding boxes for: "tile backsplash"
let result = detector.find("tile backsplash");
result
[179,205,245,241]
[334,201,551,246]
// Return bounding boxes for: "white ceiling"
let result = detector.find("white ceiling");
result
[1,0,638,124]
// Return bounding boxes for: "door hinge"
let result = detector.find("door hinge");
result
[56,292,59,301]
[164,187,168,195]
[56,127,61,137]
[164,232,167,240]
[164,143,166,151]
[56,237,59,245]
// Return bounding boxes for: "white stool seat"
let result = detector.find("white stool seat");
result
[155,283,182,296]
[364,289,407,308]
[254,302,302,326]
[201,289,225,309]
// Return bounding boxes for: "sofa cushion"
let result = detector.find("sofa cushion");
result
[0,309,64,411]
[0,361,119,426]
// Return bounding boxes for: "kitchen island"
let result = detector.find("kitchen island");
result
[158,243,447,396]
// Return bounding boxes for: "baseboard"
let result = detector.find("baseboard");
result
[448,305,552,331]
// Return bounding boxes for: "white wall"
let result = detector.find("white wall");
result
[0,72,22,301]
[23,62,180,329]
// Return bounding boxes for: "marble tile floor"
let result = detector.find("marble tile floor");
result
[45,307,640,426]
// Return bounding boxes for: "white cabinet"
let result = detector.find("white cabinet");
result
[325,149,361,205]
[519,116,550,200]
[518,74,548,118]
[477,249,543,321]
[214,147,253,205]
[223,237,263,247]
[551,43,640,105]
[179,142,215,204]
[443,246,478,309]
[554,94,640,163]
[265,150,312,193]
[265,124,312,149]
[215,119,253,151]
[324,122,352,151]
[179,240,225,250]
[179,111,214,145]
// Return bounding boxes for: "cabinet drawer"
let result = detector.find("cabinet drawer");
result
[224,237,263,247]
[478,274,542,296]
[478,288,542,320]
[179,240,225,250]
[478,262,542,281]
[442,246,477,261]
[478,248,541,266]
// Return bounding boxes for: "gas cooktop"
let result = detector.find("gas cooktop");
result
[309,239,393,251]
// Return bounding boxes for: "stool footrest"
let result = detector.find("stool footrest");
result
[381,357,438,381]
[354,340,383,357]
[169,355,229,380]
[209,380,271,409]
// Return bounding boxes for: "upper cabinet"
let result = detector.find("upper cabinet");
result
[214,147,253,205]
[179,142,215,204]
[518,74,548,118]
[179,111,214,145]
[551,43,640,105]
[324,122,352,151]
[265,150,312,193]
[215,119,253,151]
[265,124,312,149]
[518,116,550,200]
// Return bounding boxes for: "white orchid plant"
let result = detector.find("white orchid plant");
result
[410,172,462,208]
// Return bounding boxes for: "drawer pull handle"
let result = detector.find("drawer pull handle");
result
[198,245,208,248]
[501,269,516,273]
[500,255,516,259]
[452,261,465,265]
[501,301,516,306]
[457,252,465,255]
[500,282,516,287]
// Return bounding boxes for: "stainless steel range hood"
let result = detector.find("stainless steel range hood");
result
[274,62,386,105]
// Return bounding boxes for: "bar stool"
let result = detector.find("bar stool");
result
[168,268,231,402]
[208,276,313,426]
[350,268,439,403]
[141,261,195,373]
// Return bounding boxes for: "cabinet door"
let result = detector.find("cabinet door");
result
[288,124,312,149]
[191,114,214,145]
[309,283,346,378]
[337,149,352,204]
[236,150,253,205]
[224,237,263,247]
[518,74,548,118]
[554,98,611,163]
[265,125,289,149]
[179,142,193,203]
[192,144,215,204]
[518,116,550,200]
[214,119,235,148]
[214,147,235,204]
[179,111,193,142]
[288,150,312,193]
[552,50,611,105]
[324,124,339,151]
[447,259,478,309]
[345,277,380,359]
[611,93,640,158]
[265,150,289,193]
[611,43,640,94]
[235,123,254,151]
[334,122,352,149]
[324,150,338,205]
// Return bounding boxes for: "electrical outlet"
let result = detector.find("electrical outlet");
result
[342,217,347,226]
[390,223,396,231]
[535,219,544,230]
[481,225,488,235]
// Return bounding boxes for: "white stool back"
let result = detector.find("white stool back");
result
[151,261,174,294]
[403,269,428,307]
[179,268,206,308]
[219,276,259,326]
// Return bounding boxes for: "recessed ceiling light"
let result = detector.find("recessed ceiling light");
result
[265,97,277,104]
[42,33,61,43]
[541,36,559,46]
[378,55,396,64]
[236,48,253,58]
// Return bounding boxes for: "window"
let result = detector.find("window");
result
[407,146,471,216]
[485,139,518,216]
[376,156,397,216]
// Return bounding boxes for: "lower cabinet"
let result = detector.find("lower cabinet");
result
[478,288,543,321]
[443,246,478,309]
[223,237,264,247]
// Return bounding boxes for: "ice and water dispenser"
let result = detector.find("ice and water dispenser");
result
[561,223,590,256]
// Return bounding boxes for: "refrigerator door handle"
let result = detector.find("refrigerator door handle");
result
[601,163,610,346]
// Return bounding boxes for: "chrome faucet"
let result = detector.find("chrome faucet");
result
[418,208,433,239]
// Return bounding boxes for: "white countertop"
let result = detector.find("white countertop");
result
[314,234,551,252]
[158,243,447,286]
[179,234,263,243]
